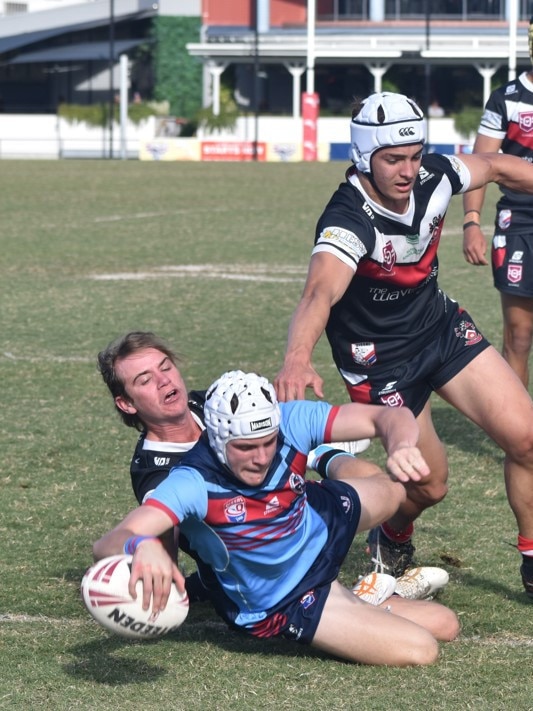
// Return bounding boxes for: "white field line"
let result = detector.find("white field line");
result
[1,352,92,363]
[92,207,252,223]
[89,263,308,283]
[1,615,532,647]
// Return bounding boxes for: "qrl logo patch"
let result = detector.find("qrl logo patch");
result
[382,241,396,273]
[224,496,247,523]
[380,392,404,407]
[508,264,523,283]
[519,111,533,133]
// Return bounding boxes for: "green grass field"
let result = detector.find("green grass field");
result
[1,160,532,711]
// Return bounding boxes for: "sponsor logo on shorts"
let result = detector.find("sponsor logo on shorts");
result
[498,209,512,230]
[300,591,316,610]
[351,342,377,367]
[340,495,352,514]
[380,392,404,407]
[287,624,303,640]
[519,111,533,133]
[224,496,247,523]
[510,251,523,262]
[454,320,482,346]
[508,264,523,284]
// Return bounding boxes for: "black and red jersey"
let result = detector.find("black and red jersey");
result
[478,71,533,221]
[313,154,469,374]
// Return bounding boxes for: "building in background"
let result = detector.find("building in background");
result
[0,0,531,117]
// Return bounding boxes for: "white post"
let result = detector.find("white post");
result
[475,64,501,106]
[208,63,227,116]
[285,63,306,118]
[119,54,128,160]
[508,0,518,82]
[306,0,315,94]
[367,63,391,93]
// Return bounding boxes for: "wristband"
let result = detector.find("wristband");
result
[123,535,160,555]
[311,445,356,479]
[462,221,481,230]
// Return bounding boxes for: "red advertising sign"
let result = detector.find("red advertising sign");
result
[302,92,320,161]
[201,142,266,161]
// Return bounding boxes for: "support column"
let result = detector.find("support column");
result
[474,64,501,107]
[284,63,306,118]
[366,63,391,93]
[207,62,228,116]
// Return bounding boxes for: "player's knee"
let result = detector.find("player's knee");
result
[409,478,448,508]
[401,634,440,667]
[435,607,460,642]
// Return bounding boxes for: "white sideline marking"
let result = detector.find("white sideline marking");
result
[92,206,248,223]
[89,263,307,283]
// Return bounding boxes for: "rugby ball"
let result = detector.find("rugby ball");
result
[81,554,189,639]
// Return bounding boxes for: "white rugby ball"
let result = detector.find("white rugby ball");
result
[81,554,189,639]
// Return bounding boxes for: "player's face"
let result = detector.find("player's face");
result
[114,348,189,425]
[225,432,279,486]
[365,143,423,212]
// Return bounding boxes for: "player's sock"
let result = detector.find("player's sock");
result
[381,521,414,544]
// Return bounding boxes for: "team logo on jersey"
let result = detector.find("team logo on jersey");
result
[382,240,396,272]
[351,342,377,367]
[454,320,482,346]
[510,251,523,262]
[428,215,444,243]
[498,209,512,230]
[299,591,316,610]
[508,264,523,284]
[519,111,533,133]
[224,496,247,523]
[289,472,305,495]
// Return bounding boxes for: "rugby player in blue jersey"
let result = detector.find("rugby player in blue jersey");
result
[93,370,458,666]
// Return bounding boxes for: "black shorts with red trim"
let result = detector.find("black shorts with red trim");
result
[492,231,533,298]
[341,306,491,417]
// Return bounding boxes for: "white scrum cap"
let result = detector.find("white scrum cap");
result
[350,92,426,173]
[204,370,281,467]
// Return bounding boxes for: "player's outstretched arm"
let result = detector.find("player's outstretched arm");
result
[275,252,353,401]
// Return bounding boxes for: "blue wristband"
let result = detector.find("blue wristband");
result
[123,535,159,555]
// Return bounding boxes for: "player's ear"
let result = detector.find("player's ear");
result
[115,396,137,415]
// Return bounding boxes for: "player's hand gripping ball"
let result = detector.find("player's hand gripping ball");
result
[81,554,189,639]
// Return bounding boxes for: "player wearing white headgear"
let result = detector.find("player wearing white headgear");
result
[276,90,533,598]
[93,369,460,666]
[349,92,426,174]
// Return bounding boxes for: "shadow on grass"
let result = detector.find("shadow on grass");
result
[431,405,503,464]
